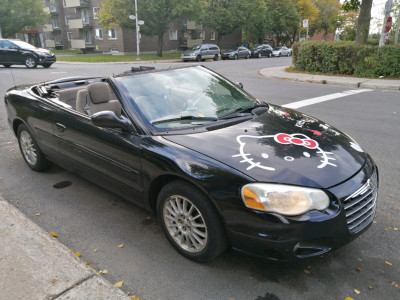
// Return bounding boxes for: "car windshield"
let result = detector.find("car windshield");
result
[12,40,37,50]
[189,45,202,50]
[273,47,281,51]
[115,66,258,130]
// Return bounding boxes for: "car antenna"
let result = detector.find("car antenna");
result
[10,68,17,88]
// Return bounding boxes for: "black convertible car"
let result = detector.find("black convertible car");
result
[5,65,378,262]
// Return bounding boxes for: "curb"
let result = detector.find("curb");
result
[260,66,400,91]
[0,196,130,300]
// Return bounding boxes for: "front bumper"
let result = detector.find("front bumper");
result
[38,55,56,65]
[221,54,234,59]
[223,156,378,261]
[181,55,197,61]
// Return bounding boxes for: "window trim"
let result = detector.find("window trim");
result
[93,7,100,19]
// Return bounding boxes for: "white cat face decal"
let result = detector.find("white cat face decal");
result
[232,133,337,172]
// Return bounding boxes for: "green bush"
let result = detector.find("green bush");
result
[292,41,400,78]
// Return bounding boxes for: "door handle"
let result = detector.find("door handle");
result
[56,123,67,132]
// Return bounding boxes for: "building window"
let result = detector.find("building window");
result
[199,30,205,40]
[65,16,70,25]
[93,7,100,19]
[210,32,216,40]
[81,9,89,24]
[51,16,59,28]
[67,32,73,41]
[95,28,103,40]
[45,32,54,40]
[169,30,177,41]
[54,33,62,45]
[84,30,92,44]
[108,28,117,39]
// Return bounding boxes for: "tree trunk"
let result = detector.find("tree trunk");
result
[217,33,223,49]
[355,0,373,44]
[157,34,163,57]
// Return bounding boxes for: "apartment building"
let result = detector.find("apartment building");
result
[16,0,241,53]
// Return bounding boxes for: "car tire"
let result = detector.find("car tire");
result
[24,56,37,69]
[279,53,281,57]
[234,54,238,60]
[157,180,228,262]
[17,124,51,171]
[3,64,12,68]
[246,54,250,59]
[183,59,188,62]
[269,53,272,58]
[258,53,261,58]
[213,54,218,61]
[196,55,201,62]
[42,63,52,68]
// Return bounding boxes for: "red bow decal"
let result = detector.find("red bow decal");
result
[274,133,318,149]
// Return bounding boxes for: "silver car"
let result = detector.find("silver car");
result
[182,44,220,62]
[272,46,291,57]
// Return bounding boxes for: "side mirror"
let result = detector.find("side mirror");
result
[91,111,132,131]
[235,82,243,89]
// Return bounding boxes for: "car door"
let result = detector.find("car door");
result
[200,46,209,59]
[2,41,23,64]
[54,109,144,204]
[281,47,288,56]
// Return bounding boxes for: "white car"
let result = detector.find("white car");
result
[272,46,291,57]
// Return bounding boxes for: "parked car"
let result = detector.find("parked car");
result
[5,65,378,262]
[181,44,220,62]
[250,44,273,58]
[272,46,291,57]
[221,47,251,60]
[287,47,293,56]
[0,39,56,68]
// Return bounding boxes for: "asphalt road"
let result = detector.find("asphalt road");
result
[0,57,399,300]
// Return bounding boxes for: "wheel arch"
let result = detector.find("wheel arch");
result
[12,118,25,136]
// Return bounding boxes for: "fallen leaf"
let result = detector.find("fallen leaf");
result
[384,227,391,231]
[50,232,58,237]
[75,252,81,258]
[387,194,393,197]
[35,213,40,216]
[127,292,131,296]
[96,271,100,275]
[354,289,361,294]
[51,279,58,284]
[358,259,363,262]
[131,296,141,300]
[101,270,108,274]
[345,297,354,300]
[385,261,393,266]
[93,248,98,253]
[70,249,75,253]
[304,269,311,274]
[394,227,398,231]
[373,220,377,224]
[114,281,123,288]
[356,268,362,272]
[118,243,125,248]
[368,286,374,290]
[11,149,15,151]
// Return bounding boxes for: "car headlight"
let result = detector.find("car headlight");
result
[241,183,330,216]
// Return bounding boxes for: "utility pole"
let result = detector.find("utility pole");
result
[135,0,140,60]
[395,6,400,44]
[379,0,393,47]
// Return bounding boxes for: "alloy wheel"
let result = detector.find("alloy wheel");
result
[20,131,37,166]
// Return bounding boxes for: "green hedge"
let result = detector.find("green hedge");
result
[292,41,400,78]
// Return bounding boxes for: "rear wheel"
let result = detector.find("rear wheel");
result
[24,56,37,69]
[213,54,218,61]
[157,181,228,262]
[234,54,238,60]
[258,53,261,58]
[246,54,250,59]
[17,124,51,171]
[268,53,272,58]
[3,64,11,68]
[196,55,201,62]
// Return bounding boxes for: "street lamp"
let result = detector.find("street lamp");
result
[129,0,141,60]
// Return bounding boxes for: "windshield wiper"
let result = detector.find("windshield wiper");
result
[151,115,218,125]
[219,103,268,120]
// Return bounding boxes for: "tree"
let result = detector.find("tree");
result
[265,0,300,46]
[99,0,197,57]
[0,0,48,38]
[338,10,359,41]
[312,0,344,40]
[296,0,319,40]
[343,0,373,44]
[199,0,248,47]
[242,0,267,44]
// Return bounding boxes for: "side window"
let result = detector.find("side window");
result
[3,41,15,49]
[201,46,208,51]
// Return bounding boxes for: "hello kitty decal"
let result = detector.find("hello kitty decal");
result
[232,133,337,171]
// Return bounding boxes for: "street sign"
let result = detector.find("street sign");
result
[129,15,136,20]
[138,20,144,26]
[386,16,392,32]
[303,19,308,28]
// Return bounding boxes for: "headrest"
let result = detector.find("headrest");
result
[87,82,111,104]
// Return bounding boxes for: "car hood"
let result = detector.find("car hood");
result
[183,50,198,55]
[163,104,367,188]
[25,47,52,55]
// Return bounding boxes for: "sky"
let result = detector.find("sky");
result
[370,0,396,33]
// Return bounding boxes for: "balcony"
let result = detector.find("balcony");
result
[45,40,56,48]
[64,0,90,8]
[71,39,86,49]
[49,5,58,15]
[43,24,53,32]
[68,18,90,29]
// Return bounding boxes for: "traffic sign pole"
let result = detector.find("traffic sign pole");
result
[379,0,393,47]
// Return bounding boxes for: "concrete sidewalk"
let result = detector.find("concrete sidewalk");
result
[260,66,400,91]
[0,197,130,300]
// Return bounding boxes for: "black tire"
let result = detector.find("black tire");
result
[157,180,228,262]
[213,54,218,61]
[234,54,238,60]
[279,53,281,57]
[3,64,11,68]
[42,63,52,68]
[183,59,188,62]
[17,124,51,171]
[24,56,37,69]
[196,55,201,62]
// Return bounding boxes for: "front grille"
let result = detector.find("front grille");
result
[344,171,378,234]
